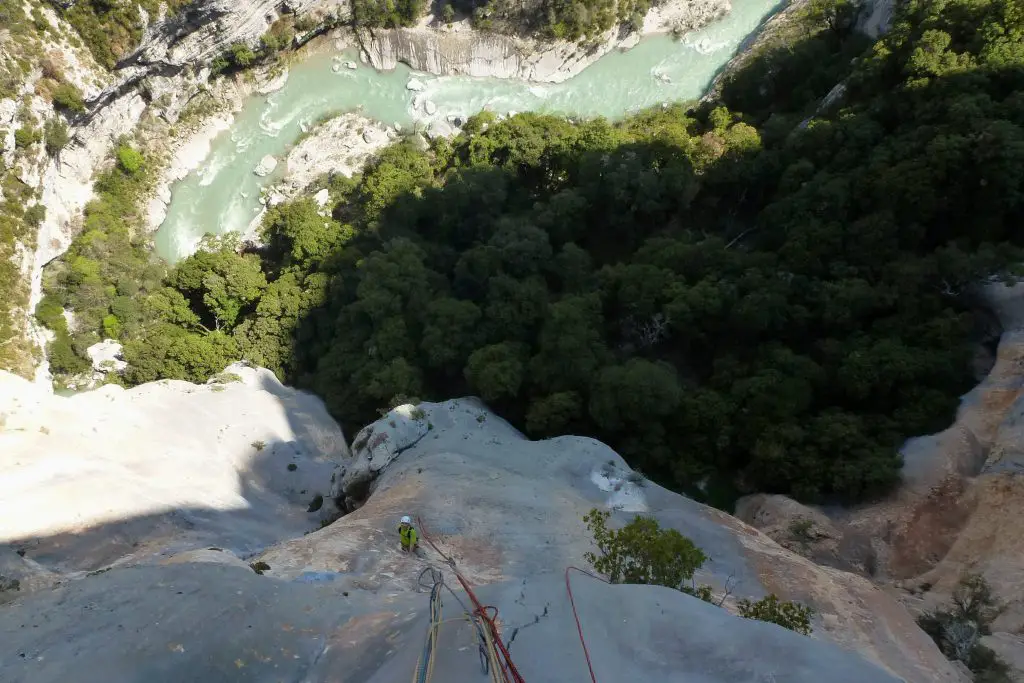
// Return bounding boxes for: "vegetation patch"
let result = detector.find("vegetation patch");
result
[249,560,271,575]
[918,574,1011,683]
[584,508,813,634]
[19,0,1024,511]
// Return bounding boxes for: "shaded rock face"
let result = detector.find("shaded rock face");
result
[0,384,960,682]
[0,562,902,683]
[0,363,348,575]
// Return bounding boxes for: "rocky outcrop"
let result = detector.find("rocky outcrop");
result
[277,113,393,195]
[0,373,964,682]
[737,280,1024,679]
[287,398,961,682]
[0,362,348,576]
[358,0,729,83]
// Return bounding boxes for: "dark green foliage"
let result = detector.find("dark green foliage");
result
[583,508,707,588]
[14,125,40,149]
[44,118,69,156]
[249,561,271,575]
[51,81,86,113]
[352,0,427,28]
[737,594,814,635]
[230,43,256,67]
[77,0,1024,505]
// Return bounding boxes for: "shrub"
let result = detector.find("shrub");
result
[441,3,455,22]
[44,118,69,156]
[737,594,814,635]
[14,125,40,149]
[230,42,256,67]
[789,518,814,544]
[249,561,270,575]
[287,463,297,471]
[102,314,121,338]
[251,440,266,451]
[116,145,144,174]
[51,82,86,113]
[583,508,706,589]
[23,204,45,228]
[48,332,90,375]
[918,574,1010,681]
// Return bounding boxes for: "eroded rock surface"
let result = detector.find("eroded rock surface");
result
[0,387,962,682]
[0,363,348,575]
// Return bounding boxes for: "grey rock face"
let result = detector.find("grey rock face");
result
[0,393,960,683]
[0,562,902,683]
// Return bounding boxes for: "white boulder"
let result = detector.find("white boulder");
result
[254,154,278,177]
[406,78,426,91]
[86,339,127,374]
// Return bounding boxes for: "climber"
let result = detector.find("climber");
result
[398,515,419,554]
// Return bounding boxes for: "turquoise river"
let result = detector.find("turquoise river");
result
[155,0,785,261]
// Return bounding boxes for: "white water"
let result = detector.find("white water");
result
[155,0,784,261]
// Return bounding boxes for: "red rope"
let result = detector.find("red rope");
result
[565,567,608,683]
[416,517,527,683]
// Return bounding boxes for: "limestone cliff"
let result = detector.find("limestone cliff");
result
[0,370,965,682]
[736,280,1024,681]
[357,0,729,83]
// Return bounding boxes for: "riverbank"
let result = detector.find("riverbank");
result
[354,0,730,83]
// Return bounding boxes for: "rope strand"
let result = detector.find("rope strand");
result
[417,516,528,683]
[565,566,610,683]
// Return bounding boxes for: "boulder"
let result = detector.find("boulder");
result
[405,77,426,91]
[253,154,277,177]
[313,187,330,207]
[423,99,438,115]
[426,119,455,139]
[86,339,127,373]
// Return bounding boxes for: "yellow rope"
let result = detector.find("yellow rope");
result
[412,566,508,683]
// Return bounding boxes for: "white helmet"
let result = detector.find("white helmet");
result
[401,515,412,524]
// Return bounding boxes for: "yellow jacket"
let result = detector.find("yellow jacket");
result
[399,524,418,549]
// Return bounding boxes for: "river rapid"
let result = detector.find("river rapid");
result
[155,0,784,261]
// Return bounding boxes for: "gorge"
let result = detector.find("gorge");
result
[3,0,1024,681]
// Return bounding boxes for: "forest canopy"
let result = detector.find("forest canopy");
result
[41,0,1024,506]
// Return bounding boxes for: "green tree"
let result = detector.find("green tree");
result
[44,118,69,156]
[525,391,582,437]
[588,359,683,432]
[168,236,267,330]
[230,42,256,67]
[583,509,706,589]
[51,82,86,113]
[116,146,144,174]
[464,342,527,402]
[737,594,814,635]
[420,297,482,371]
